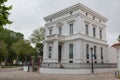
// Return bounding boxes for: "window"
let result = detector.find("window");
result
[50,19,52,23]
[48,47,52,58]
[49,29,52,35]
[86,44,89,59]
[85,24,89,35]
[70,11,73,15]
[69,23,73,34]
[93,16,95,20]
[69,44,73,59]
[86,44,89,63]
[94,46,97,63]
[69,61,73,63]
[101,47,103,63]
[99,30,102,39]
[86,12,88,16]
[93,27,96,37]
[59,27,62,35]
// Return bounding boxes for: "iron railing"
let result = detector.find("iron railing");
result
[40,62,117,69]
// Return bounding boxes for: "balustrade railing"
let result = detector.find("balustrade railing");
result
[40,62,117,69]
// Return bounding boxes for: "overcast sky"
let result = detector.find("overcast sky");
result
[6,0,120,46]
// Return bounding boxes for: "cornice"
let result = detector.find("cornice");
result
[44,3,108,22]
[81,14,107,28]
[45,13,81,27]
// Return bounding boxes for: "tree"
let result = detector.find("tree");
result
[0,28,24,64]
[12,40,36,64]
[0,41,8,64]
[30,27,45,56]
[0,0,12,28]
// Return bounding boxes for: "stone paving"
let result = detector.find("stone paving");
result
[0,70,119,80]
[0,67,22,72]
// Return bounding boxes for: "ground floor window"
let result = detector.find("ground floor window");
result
[86,44,89,63]
[48,47,52,58]
[69,44,73,59]
[94,46,97,63]
[101,47,103,63]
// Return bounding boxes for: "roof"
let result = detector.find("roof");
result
[44,3,108,22]
[111,43,120,47]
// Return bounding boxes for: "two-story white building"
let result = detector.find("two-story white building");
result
[43,3,109,64]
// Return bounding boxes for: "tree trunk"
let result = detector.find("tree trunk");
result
[4,55,8,66]
[16,54,19,65]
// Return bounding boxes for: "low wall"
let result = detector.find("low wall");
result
[40,68,117,74]
[23,66,28,72]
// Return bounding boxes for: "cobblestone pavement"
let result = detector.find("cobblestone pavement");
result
[0,71,119,80]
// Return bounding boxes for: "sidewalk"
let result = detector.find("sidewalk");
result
[0,71,119,80]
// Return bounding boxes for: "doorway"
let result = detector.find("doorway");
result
[58,45,62,62]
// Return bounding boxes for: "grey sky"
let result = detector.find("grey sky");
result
[6,0,120,45]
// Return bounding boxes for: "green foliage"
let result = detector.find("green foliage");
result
[12,40,36,64]
[0,41,8,62]
[30,27,45,44]
[30,27,45,56]
[0,0,12,27]
[0,28,24,65]
[33,65,38,71]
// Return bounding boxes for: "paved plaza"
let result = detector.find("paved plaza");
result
[0,70,119,80]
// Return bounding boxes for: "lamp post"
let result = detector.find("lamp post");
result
[90,47,94,75]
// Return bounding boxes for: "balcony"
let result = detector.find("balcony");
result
[45,34,65,41]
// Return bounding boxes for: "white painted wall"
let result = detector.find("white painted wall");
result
[40,68,117,74]
[107,47,117,63]
[43,4,111,63]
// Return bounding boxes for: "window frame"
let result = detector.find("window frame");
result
[49,29,52,35]
[69,23,73,35]
[85,24,89,35]
[48,46,52,58]
[93,27,96,37]
[99,29,102,39]
[69,44,73,59]
[58,27,62,35]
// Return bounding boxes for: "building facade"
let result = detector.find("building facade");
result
[43,3,109,63]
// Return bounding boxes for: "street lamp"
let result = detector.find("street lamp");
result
[90,47,94,75]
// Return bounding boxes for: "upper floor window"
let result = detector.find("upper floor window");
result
[99,30,102,39]
[70,11,73,15]
[50,19,52,23]
[69,44,73,59]
[48,47,52,58]
[49,29,52,35]
[86,12,88,16]
[93,27,96,37]
[69,23,73,35]
[93,16,95,20]
[85,24,89,35]
[58,27,62,35]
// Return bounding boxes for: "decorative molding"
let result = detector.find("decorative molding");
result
[56,22,64,27]
[92,24,97,27]
[48,26,53,29]
[45,13,80,27]
[44,3,108,22]
[84,21,90,24]
[67,19,75,23]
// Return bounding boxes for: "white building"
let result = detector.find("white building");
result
[43,3,113,64]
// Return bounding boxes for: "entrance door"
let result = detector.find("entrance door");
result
[58,45,62,62]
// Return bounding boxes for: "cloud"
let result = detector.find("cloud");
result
[6,0,120,45]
